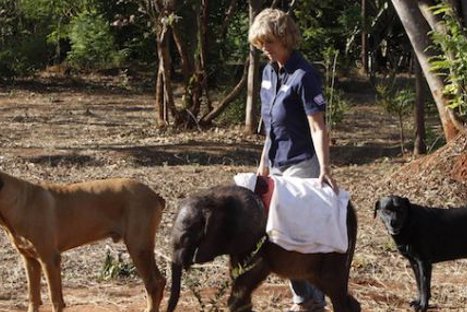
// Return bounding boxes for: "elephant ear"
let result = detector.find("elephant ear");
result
[193,199,229,263]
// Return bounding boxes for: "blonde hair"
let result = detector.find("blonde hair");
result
[248,8,301,51]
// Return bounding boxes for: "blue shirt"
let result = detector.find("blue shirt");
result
[260,50,326,168]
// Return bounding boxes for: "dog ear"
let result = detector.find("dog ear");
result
[373,201,381,219]
[0,177,3,191]
[402,197,411,207]
[394,196,411,208]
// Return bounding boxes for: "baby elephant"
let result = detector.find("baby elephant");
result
[0,171,166,312]
[374,195,467,311]
[168,185,360,312]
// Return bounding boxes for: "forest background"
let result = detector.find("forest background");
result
[0,0,467,311]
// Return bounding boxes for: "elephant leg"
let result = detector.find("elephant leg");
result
[228,256,270,312]
[318,258,360,312]
[326,285,360,312]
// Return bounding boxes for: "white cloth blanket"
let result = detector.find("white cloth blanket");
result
[233,173,349,254]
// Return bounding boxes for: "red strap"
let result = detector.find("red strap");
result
[254,176,275,215]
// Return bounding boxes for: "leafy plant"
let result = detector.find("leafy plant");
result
[217,90,247,126]
[322,47,349,129]
[100,246,136,281]
[429,3,467,120]
[324,87,349,129]
[67,10,124,69]
[375,76,415,154]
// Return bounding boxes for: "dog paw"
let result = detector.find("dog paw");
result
[409,299,429,311]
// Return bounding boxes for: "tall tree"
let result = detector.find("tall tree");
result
[153,0,181,127]
[244,0,262,134]
[391,0,460,141]
[414,56,427,155]
[361,0,369,73]
[462,0,467,26]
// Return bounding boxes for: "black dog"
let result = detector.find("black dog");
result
[374,195,467,311]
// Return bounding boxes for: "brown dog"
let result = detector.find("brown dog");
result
[0,171,166,312]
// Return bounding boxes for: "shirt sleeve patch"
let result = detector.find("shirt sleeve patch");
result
[279,84,290,92]
[313,94,326,106]
[261,80,272,90]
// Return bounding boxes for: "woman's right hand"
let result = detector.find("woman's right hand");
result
[256,163,269,176]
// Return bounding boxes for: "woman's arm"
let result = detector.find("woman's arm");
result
[307,111,338,192]
[257,136,270,176]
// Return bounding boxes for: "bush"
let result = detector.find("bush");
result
[67,10,125,69]
[217,90,248,126]
[430,3,467,120]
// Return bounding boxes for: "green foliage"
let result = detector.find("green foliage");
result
[325,87,349,128]
[67,10,124,69]
[100,247,136,281]
[429,3,467,119]
[377,84,414,117]
[223,11,250,65]
[374,75,415,154]
[217,90,247,126]
[322,47,349,128]
[0,0,52,77]
[294,0,361,63]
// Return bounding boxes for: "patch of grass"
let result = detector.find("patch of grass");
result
[100,246,136,281]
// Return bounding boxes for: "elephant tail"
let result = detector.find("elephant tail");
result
[167,262,183,312]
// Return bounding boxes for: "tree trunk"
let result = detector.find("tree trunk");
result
[361,0,369,73]
[414,56,427,155]
[245,0,262,134]
[200,0,212,111]
[171,22,193,83]
[391,0,459,141]
[220,0,238,39]
[462,0,467,27]
[155,18,179,126]
[200,59,249,125]
[155,68,167,127]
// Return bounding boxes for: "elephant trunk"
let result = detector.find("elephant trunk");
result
[167,261,183,312]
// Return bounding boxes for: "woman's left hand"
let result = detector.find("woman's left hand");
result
[319,167,339,194]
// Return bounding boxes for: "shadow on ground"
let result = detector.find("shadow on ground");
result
[23,141,402,168]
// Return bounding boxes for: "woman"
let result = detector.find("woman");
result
[249,8,337,312]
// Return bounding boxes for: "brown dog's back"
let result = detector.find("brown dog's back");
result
[38,178,164,251]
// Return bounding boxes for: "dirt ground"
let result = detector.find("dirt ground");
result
[0,74,466,312]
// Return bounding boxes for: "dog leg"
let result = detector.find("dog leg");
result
[126,241,165,312]
[227,255,270,312]
[22,255,42,312]
[40,252,65,312]
[408,258,422,308]
[409,258,431,312]
[419,261,432,311]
